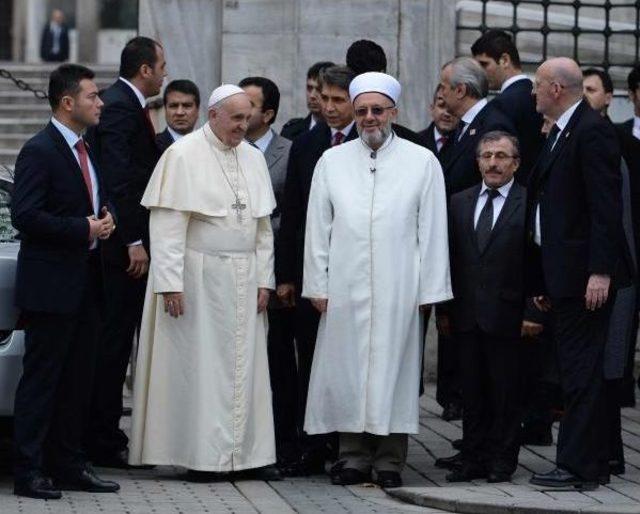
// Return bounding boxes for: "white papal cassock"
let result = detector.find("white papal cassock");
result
[302,134,453,436]
[129,123,277,471]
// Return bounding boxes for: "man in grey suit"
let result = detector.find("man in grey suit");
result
[240,76,298,473]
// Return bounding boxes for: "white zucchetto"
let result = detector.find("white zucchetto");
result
[207,84,246,109]
[349,72,401,105]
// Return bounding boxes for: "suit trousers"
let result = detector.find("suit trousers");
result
[267,306,298,462]
[458,328,521,474]
[604,378,625,465]
[552,296,611,481]
[87,260,146,457]
[338,433,408,473]
[436,333,462,409]
[14,252,102,481]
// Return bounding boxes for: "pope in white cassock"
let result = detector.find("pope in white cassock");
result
[129,84,281,480]
[302,72,453,488]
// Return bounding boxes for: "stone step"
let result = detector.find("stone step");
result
[0,62,118,80]
[0,134,34,151]
[0,105,51,118]
[0,119,47,135]
[0,149,19,166]
[0,84,112,103]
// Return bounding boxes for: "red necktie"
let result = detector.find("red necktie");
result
[74,139,94,209]
[332,131,344,146]
[437,135,448,151]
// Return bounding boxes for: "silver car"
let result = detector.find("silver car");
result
[0,169,24,418]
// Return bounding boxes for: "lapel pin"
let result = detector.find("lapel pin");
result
[565,131,570,139]
[469,128,476,136]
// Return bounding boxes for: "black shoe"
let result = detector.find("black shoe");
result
[609,460,626,475]
[184,470,229,483]
[298,450,326,475]
[435,452,462,470]
[446,464,486,482]
[55,467,120,493]
[487,471,511,483]
[520,429,553,447]
[237,465,282,481]
[598,473,610,485]
[331,467,371,485]
[529,468,598,490]
[14,475,62,500]
[375,470,402,488]
[451,438,463,450]
[441,403,463,421]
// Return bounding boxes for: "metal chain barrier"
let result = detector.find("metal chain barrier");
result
[0,68,48,100]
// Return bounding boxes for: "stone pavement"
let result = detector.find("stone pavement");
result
[2,385,640,513]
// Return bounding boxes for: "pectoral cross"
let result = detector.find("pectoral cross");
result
[231,198,246,222]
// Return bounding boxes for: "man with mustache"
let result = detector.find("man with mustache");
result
[302,72,452,488]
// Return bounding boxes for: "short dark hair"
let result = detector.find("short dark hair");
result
[476,130,520,158]
[163,79,201,107]
[119,36,162,79]
[346,39,387,74]
[627,64,640,92]
[48,64,95,110]
[583,68,613,94]
[471,30,521,68]
[319,65,356,94]
[307,61,335,80]
[238,76,281,125]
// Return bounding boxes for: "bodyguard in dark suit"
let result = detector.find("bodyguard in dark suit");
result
[277,66,358,473]
[438,57,516,197]
[444,131,527,484]
[155,79,200,154]
[472,30,543,184]
[417,88,458,158]
[281,61,334,140]
[12,65,119,499]
[528,58,625,490]
[39,9,69,62]
[86,37,166,468]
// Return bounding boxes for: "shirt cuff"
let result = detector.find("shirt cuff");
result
[127,240,143,247]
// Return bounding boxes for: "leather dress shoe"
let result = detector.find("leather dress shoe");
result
[185,470,229,482]
[331,467,371,485]
[529,468,598,490]
[55,467,120,493]
[487,471,511,483]
[451,438,463,450]
[435,452,462,470]
[441,403,463,421]
[237,465,282,481]
[14,475,62,500]
[446,464,486,482]
[609,460,626,475]
[375,470,402,488]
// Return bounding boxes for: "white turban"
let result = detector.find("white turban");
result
[349,72,401,105]
[207,84,246,109]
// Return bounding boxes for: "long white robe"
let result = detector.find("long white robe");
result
[302,134,452,435]
[129,123,277,471]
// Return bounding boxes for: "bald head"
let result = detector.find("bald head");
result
[534,57,584,119]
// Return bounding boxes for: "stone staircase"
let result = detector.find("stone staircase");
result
[0,62,119,170]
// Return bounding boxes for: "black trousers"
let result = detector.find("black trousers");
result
[458,328,521,475]
[604,379,625,466]
[436,333,462,409]
[86,261,146,457]
[14,253,102,481]
[267,306,298,462]
[552,297,610,481]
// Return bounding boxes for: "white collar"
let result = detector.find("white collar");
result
[252,128,274,154]
[331,120,355,138]
[119,77,146,108]
[500,74,529,93]
[51,116,82,149]
[167,126,184,142]
[480,177,514,198]
[461,98,488,126]
[633,116,640,130]
[433,126,442,142]
[555,99,582,132]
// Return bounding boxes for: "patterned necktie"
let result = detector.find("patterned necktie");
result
[476,188,500,252]
[74,139,94,209]
[437,135,448,152]
[332,131,344,146]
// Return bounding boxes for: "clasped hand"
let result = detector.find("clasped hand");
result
[87,206,115,241]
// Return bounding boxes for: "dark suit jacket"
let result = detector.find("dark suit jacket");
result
[155,128,175,155]
[11,122,107,314]
[87,79,161,265]
[417,122,454,161]
[39,23,69,62]
[448,182,527,337]
[442,102,515,197]
[491,78,544,184]
[276,121,358,287]
[527,100,624,298]
[392,123,422,145]
[616,119,640,269]
[281,114,313,140]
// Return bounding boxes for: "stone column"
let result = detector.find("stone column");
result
[24,0,47,62]
[76,0,99,62]
[139,0,224,123]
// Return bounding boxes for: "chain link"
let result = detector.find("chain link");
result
[0,68,48,100]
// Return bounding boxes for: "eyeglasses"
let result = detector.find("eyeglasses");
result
[354,105,395,117]
[478,152,518,161]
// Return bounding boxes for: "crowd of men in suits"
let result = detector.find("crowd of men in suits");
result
[8,30,640,499]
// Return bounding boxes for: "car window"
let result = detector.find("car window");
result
[0,169,17,243]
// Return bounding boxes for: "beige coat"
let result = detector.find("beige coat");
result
[129,124,277,471]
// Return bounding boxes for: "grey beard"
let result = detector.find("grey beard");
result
[358,123,392,149]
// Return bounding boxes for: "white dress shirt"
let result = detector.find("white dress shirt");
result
[331,120,355,140]
[633,116,640,141]
[458,98,488,140]
[500,74,529,93]
[167,126,184,143]
[253,128,274,154]
[474,178,514,228]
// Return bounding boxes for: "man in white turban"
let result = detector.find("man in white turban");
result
[129,84,280,481]
[303,72,452,488]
